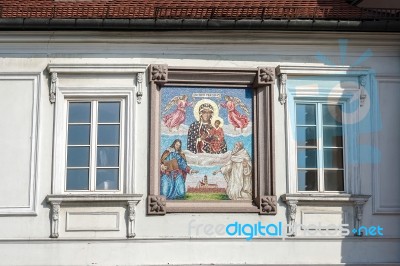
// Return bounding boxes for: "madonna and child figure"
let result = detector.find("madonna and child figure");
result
[187,102,227,154]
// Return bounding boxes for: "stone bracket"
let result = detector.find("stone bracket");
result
[49,72,57,104]
[278,73,287,105]
[136,72,144,104]
[359,75,367,107]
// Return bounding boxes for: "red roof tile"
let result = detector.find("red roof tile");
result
[0,0,397,20]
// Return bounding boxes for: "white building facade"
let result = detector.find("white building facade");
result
[0,28,399,265]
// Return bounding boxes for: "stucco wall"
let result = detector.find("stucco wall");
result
[0,31,398,265]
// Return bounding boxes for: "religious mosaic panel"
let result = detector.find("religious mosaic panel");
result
[160,87,253,201]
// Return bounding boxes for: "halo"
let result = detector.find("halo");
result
[193,99,219,122]
[211,116,224,128]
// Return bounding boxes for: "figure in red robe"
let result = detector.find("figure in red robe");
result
[220,96,250,133]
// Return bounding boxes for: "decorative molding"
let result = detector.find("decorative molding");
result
[49,72,57,104]
[147,195,166,215]
[278,73,287,105]
[50,201,61,238]
[150,64,168,84]
[66,212,120,232]
[0,74,40,216]
[127,201,137,238]
[47,64,147,74]
[46,194,142,238]
[373,78,400,214]
[359,75,367,106]
[256,67,275,86]
[136,72,144,104]
[148,65,276,214]
[260,196,277,215]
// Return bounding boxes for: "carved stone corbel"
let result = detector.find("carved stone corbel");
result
[286,199,298,236]
[127,201,137,238]
[136,72,144,104]
[147,195,166,215]
[278,73,287,105]
[359,75,367,107]
[150,65,168,85]
[50,201,61,238]
[49,72,58,104]
[354,200,366,236]
[260,196,277,215]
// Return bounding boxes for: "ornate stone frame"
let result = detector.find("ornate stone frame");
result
[147,65,276,215]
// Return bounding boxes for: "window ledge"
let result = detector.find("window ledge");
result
[46,194,143,239]
[46,194,143,204]
[281,193,371,237]
[281,193,370,204]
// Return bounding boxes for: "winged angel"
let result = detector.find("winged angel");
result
[220,95,250,133]
[162,95,193,131]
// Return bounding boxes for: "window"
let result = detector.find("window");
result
[295,103,344,192]
[48,64,146,195]
[277,65,369,195]
[66,101,123,191]
[46,64,146,239]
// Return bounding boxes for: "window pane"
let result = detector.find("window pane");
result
[96,169,119,190]
[297,148,317,168]
[68,125,90,145]
[98,102,120,123]
[296,104,316,125]
[97,147,119,167]
[66,169,89,190]
[68,102,91,123]
[296,126,317,146]
[298,170,318,191]
[324,170,344,191]
[67,147,90,167]
[323,105,342,125]
[97,125,120,145]
[323,126,343,147]
[324,148,344,168]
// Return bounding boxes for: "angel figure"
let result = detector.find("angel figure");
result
[162,95,192,131]
[220,95,250,133]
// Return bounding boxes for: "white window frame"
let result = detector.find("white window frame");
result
[48,64,146,195]
[278,65,371,195]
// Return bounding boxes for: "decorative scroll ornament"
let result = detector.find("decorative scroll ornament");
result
[136,72,144,104]
[150,65,168,83]
[49,72,58,104]
[279,73,287,105]
[50,201,61,238]
[260,196,277,215]
[147,195,166,215]
[359,75,367,107]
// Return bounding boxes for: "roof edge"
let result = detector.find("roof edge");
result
[0,18,399,32]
